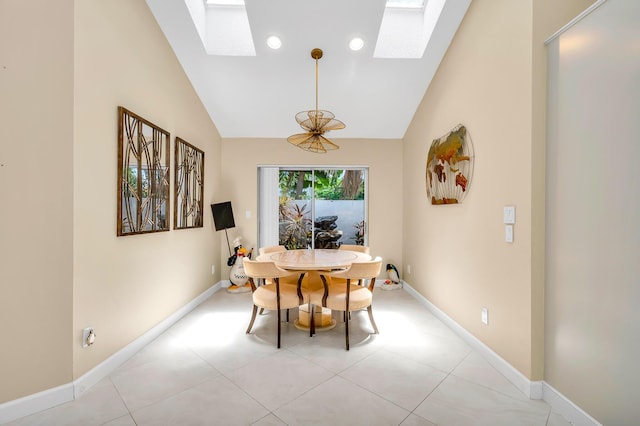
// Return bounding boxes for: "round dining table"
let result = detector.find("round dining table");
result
[256,248,371,271]
[255,248,371,332]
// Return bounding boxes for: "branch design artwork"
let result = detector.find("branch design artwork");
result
[174,137,204,229]
[117,107,170,235]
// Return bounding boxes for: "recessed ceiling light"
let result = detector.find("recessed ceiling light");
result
[267,36,282,50]
[349,37,364,51]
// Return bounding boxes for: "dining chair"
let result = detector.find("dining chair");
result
[258,245,287,256]
[338,244,370,254]
[337,244,371,286]
[258,245,301,287]
[318,257,382,350]
[243,259,306,348]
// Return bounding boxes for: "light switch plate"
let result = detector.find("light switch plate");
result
[503,206,515,224]
[505,225,514,243]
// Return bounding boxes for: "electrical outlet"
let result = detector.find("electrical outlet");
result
[82,327,95,348]
[481,308,489,325]
[407,264,411,274]
[211,264,216,275]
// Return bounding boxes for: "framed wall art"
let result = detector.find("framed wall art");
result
[426,124,474,205]
[117,106,170,236]
[174,137,204,229]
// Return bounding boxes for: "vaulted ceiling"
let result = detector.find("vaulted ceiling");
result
[146,0,470,139]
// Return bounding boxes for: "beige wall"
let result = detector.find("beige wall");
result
[1,0,221,404]
[72,0,222,378]
[0,0,75,403]
[402,0,592,380]
[220,138,403,277]
[404,0,536,378]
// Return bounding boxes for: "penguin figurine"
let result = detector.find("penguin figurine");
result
[386,264,400,284]
[382,263,401,290]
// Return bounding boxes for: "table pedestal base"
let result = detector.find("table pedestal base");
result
[295,305,336,331]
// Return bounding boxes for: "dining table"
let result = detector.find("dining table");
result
[256,248,372,331]
[256,248,371,271]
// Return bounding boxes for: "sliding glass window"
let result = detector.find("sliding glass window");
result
[259,167,367,250]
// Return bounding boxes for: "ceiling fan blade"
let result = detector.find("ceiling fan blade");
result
[317,134,339,151]
[300,135,327,153]
[287,133,313,146]
[320,118,345,132]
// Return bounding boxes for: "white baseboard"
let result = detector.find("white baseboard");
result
[0,282,222,425]
[542,383,603,426]
[401,281,600,426]
[0,383,74,425]
[401,281,538,398]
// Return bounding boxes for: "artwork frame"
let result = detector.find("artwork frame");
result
[117,106,171,236]
[174,137,205,230]
[426,124,474,205]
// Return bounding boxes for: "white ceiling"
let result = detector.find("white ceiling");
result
[145,0,470,140]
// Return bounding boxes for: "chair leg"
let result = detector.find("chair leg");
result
[345,310,350,351]
[367,306,379,334]
[345,278,351,350]
[286,308,290,323]
[276,279,282,349]
[309,303,315,337]
[246,305,258,334]
[277,308,281,349]
[259,308,265,315]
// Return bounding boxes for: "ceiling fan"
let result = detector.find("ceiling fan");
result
[287,48,345,153]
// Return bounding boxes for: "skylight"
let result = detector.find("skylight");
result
[205,0,244,5]
[374,0,445,59]
[185,0,255,56]
[386,0,425,8]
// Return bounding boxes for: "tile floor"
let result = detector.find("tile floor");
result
[6,287,571,426]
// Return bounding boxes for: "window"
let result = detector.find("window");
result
[386,0,424,8]
[258,167,368,250]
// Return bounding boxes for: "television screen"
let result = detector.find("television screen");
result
[211,201,236,231]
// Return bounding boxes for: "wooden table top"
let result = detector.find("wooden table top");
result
[256,249,371,271]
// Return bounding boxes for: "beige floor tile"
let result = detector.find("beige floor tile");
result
[250,413,288,425]
[224,350,334,411]
[5,379,128,426]
[414,375,550,426]
[131,376,269,425]
[102,414,137,426]
[339,348,447,411]
[451,351,528,400]
[6,288,565,426]
[398,413,438,426]
[274,375,410,426]
[110,348,220,411]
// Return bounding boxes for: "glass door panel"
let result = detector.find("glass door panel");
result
[313,169,366,248]
[278,170,313,249]
[273,168,367,250]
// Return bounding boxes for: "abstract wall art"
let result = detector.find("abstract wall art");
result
[426,124,474,205]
